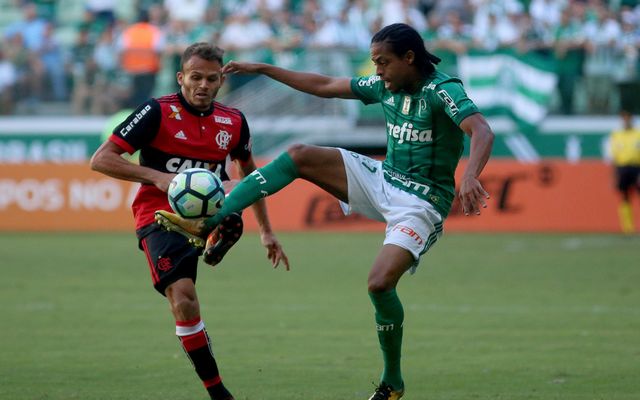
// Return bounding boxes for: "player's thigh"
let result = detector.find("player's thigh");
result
[368,244,415,292]
[287,144,348,202]
[383,192,444,271]
[138,225,201,296]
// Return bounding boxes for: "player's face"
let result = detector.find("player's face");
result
[177,56,225,111]
[370,41,415,93]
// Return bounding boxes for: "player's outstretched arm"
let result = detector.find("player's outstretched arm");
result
[458,113,494,216]
[236,156,290,271]
[223,61,356,100]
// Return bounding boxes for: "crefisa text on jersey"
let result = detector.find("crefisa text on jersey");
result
[387,122,433,144]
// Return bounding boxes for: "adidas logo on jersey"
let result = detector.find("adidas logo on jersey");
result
[174,130,187,140]
[384,97,395,106]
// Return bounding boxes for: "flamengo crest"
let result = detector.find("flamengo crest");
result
[216,130,231,150]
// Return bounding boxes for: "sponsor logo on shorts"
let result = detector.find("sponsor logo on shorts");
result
[157,256,173,272]
[392,224,424,245]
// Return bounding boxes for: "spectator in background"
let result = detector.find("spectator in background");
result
[0,47,18,114]
[515,12,550,55]
[219,11,274,89]
[70,27,97,114]
[4,2,48,53]
[432,10,472,74]
[583,4,621,113]
[381,0,427,33]
[471,10,519,51]
[269,9,304,68]
[608,109,640,234]
[553,8,586,115]
[93,25,128,114]
[84,0,117,29]
[4,2,48,108]
[118,9,165,107]
[190,5,223,44]
[39,22,68,101]
[5,32,44,111]
[616,16,640,114]
[164,0,208,25]
[529,0,564,41]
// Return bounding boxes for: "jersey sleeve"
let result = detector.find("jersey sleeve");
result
[433,80,479,126]
[109,99,161,154]
[350,75,384,105]
[229,113,252,162]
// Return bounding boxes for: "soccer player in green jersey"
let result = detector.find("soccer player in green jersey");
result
[156,23,494,400]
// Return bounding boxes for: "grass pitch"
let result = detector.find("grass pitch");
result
[1,232,639,400]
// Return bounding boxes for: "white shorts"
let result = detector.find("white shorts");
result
[338,149,443,271]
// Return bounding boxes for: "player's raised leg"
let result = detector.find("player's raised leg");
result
[207,144,348,228]
[156,145,348,240]
[367,244,414,400]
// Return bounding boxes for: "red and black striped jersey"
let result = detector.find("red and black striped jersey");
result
[109,92,252,229]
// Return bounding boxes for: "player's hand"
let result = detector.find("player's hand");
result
[260,231,290,271]
[458,175,489,216]
[222,61,261,75]
[155,172,176,193]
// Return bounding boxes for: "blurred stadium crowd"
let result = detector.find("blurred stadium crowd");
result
[0,0,639,117]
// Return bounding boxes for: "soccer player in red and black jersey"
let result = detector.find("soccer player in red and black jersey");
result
[90,42,289,400]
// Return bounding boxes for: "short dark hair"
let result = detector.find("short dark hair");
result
[180,42,224,71]
[371,23,441,75]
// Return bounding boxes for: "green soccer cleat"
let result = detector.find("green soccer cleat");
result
[154,210,211,249]
[368,383,404,400]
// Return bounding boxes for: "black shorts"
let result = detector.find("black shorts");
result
[137,223,202,296]
[615,166,640,192]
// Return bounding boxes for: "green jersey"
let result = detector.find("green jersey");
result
[350,70,479,217]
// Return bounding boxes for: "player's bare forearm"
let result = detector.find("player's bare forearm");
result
[458,113,494,215]
[90,141,172,191]
[460,113,494,179]
[223,61,355,99]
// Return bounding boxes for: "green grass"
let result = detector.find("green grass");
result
[1,232,639,400]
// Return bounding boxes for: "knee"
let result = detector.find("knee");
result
[368,273,394,293]
[166,286,199,318]
[286,144,313,169]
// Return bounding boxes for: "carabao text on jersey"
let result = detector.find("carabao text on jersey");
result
[119,104,152,137]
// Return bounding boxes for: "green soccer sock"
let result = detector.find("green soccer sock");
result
[369,289,404,390]
[204,152,299,229]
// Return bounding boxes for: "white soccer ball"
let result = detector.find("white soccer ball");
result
[167,168,225,219]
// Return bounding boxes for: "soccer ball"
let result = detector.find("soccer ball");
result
[168,168,225,219]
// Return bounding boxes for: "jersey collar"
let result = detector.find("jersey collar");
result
[177,91,215,117]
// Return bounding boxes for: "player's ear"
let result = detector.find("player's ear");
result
[405,50,415,65]
[176,71,184,86]
[220,72,226,86]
